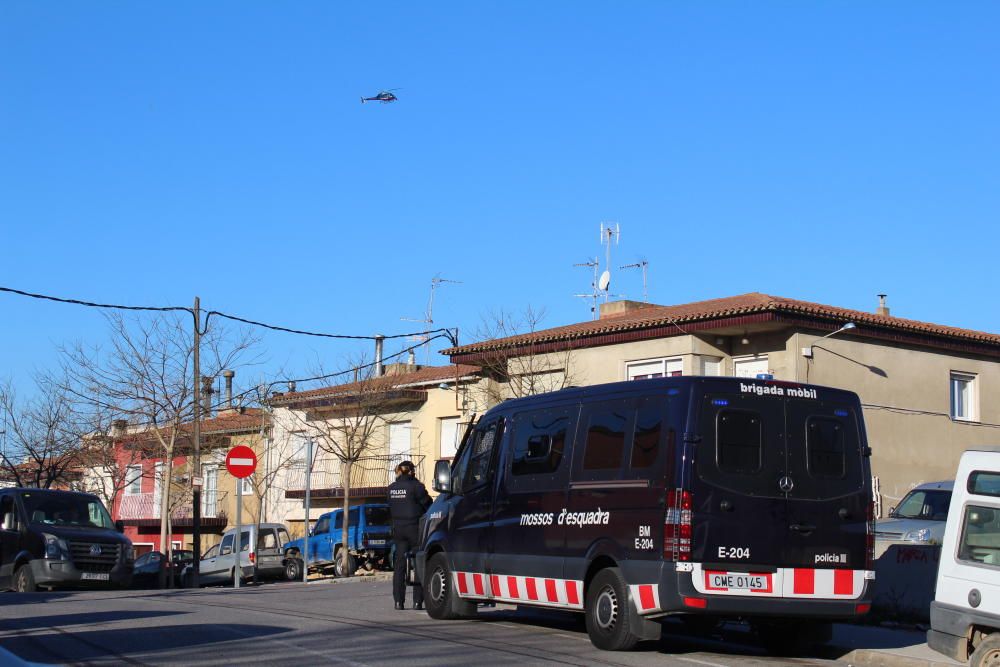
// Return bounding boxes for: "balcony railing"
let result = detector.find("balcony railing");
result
[118,492,220,521]
[284,453,425,499]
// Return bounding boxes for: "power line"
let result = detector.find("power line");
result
[0,286,189,313]
[862,402,1000,429]
[0,285,458,345]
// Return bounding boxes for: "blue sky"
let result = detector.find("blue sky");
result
[2,2,999,394]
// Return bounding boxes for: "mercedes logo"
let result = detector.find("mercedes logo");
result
[778,476,794,493]
[89,544,102,556]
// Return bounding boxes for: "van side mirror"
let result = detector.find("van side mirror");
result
[433,459,452,494]
[115,520,125,533]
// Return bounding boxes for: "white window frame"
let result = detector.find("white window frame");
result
[950,372,978,422]
[202,465,218,518]
[439,416,461,459]
[626,357,682,381]
[733,354,770,378]
[125,465,143,495]
[240,474,255,496]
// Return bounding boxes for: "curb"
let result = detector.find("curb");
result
[841,648,958,667]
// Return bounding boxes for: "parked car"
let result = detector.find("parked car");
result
[875,481,954,555]
[284,504,391,579]
[131,549,194,589]
[0,487,134,591]
[929,449,1000,667]
[181,523,291,587]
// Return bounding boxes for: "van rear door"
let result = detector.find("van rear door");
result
[691,382,869,594]
[693,391,789,574]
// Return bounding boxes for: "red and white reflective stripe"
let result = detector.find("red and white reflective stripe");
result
[629,584,660,613]
[689,563,872,599]
[454,572,584,610]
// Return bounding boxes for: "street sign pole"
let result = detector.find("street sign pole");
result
[235,478,242,589]
[303,436,312,585]
[224,445,257,591]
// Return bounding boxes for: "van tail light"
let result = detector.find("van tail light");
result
[865,501,875,569]
[665,489,693,561]
[249,552,256,564]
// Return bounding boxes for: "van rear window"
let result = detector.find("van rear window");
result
[806,417,846,479]
[717,410,762,474]
[969,472,1000,498]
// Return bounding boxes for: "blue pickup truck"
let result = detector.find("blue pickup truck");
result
[283,503,392,578]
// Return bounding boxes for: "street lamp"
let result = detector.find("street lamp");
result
[802,322,857,358]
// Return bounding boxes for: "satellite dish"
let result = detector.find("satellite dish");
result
[598,270,611,291]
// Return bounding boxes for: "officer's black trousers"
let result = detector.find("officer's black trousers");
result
[392,523,422,605]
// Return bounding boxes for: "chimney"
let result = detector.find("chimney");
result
[287,381,297,393]
[407,350,416,369]
[374,334,385,377]
[599,300,653,320]
[876,294,890,316]
[222,370,235,409]
[112,419,128,438]
[201,376,214,416]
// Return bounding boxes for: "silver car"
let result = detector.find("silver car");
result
[183,523,291,586]
[875,480,953,556]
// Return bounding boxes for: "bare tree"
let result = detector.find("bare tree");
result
[0,377,84,489]
[280,360,401,577]
[469,306,577,408]
[59,312,259,575]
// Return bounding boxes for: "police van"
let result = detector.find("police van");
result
[415,376,875,651]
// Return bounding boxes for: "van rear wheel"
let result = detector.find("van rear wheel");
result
[970,632,1000,667]
[424,553,476,620]
[585,567,641,651]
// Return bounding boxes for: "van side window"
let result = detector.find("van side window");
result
[806,417,846,479]
[220,533,234,556]
[456,419,503,494]
[583,404,630,470]
[512,409,570,476]
[969,471,1000,497]
[958,504,1000,566]
[0,496,17,531]
[717,410,762,474]
[630,399,663,469]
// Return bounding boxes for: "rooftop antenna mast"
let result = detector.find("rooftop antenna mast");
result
[573,257,600,320]
[402,274,461,364]
[621,259,649,302]
[599,222,620,303]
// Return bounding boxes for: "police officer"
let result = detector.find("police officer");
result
[388,460,431,610]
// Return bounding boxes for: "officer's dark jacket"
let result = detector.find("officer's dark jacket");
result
[388,475,431,525]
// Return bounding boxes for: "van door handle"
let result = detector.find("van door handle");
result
[790,523,816,534]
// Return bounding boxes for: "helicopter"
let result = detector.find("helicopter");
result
[361,89,399,104]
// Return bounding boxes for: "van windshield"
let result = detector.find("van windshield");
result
[22,491,115,530]
[892,489,951,520]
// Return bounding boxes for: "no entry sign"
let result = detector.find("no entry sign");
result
[225,445,257,479]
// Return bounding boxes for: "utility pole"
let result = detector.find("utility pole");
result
[303,435,312,584]
[191,296,202,587]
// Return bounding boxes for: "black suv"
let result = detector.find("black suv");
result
[0,488,134,591]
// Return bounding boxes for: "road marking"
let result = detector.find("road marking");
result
[677,656,731,667]
[554,633,589,642]
[221,624,370,667]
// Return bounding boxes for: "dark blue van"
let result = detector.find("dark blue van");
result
[416,376,875,651]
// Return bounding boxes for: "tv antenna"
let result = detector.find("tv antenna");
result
[401,274,461,364]
[573,257,600,320]
[599,222,620,303]
[621,259,649,302]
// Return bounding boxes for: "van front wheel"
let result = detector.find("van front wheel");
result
[585,567,641,651]
[13,564,37,593]
[970,632,1000,667]
[424,553,476,620]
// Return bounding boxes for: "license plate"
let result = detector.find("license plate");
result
[705,571,770,592]
[81,572,110,581]
[368,540,386,546]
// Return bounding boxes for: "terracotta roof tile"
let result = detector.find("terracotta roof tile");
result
[269,364,480,405]
[442,292,1000,355]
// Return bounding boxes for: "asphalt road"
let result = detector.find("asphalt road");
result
[0,578,847,666]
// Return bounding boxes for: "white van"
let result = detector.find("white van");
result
[929,448,1000,666]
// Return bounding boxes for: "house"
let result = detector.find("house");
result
[267,363,480,537]
[442,293,1000,515]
